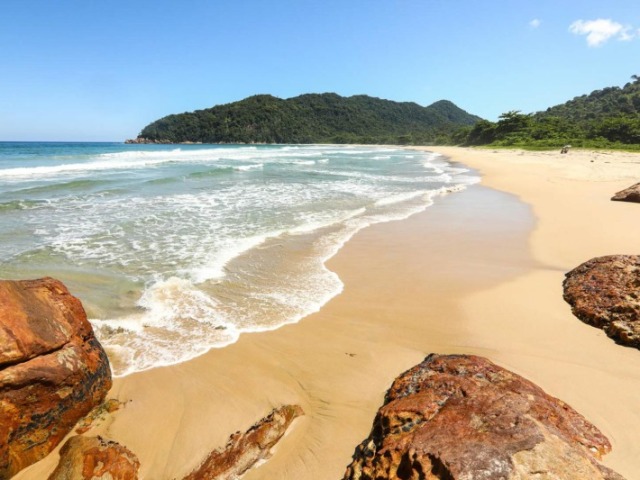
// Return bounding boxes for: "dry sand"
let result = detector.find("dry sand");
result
[426,147,640,480]
[16,147,640,480]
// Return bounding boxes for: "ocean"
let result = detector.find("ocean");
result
[0,142,478,376]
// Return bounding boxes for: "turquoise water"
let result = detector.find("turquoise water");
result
[0,142,478,375]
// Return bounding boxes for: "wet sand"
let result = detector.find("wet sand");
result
[17,147,640,479]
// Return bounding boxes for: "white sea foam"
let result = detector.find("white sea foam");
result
[282,159,316,166]
[287,208,367,235]
[97,146,257,160]
[91,276,241,375]
[0,146,287,180]
[3,145,479,377]
[189,232,283,283]
[374,190,428,207]
[233,163,264,171]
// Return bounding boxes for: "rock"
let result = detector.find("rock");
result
[124,137,203,145]
[0,278,112,479]
[48,435,139,480]
[75,399,124,435]
[563,255,640,348]
[124,137,166,144]
[342,354,624,480]
[183,404,303,480]
[611,182,640,203]
[124,137,192,144]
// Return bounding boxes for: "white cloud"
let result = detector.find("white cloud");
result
[569,18,635,47]
[619,28,635,41]
[529,19,541,29]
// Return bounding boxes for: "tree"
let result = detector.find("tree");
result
[592,117,640,143]
[464,120,497,145]
[495,111,532,138]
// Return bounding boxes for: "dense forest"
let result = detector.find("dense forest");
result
[131,77,640,149]
[133,93,480,145]
[457,76,640,149]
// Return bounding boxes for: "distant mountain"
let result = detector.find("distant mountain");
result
[461,77,640,148]
[130,93,481,145]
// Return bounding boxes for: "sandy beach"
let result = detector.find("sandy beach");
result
[16,147,640,480]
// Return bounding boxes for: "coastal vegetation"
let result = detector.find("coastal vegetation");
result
[133,93,480,145]
[131,77,640,150]
[457,76,640,150]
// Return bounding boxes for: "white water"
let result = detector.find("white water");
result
[0,144,479,376]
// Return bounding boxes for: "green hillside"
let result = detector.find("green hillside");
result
[132,93,481,145]
[538,78,640,121]
[460,76,640,149]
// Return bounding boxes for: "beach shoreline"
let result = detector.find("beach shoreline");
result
[15,146,640,480]
[424,146,640,478]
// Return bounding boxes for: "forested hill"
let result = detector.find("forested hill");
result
[536,77,640,122]
[132,93,481,145]
[460,76,640,148]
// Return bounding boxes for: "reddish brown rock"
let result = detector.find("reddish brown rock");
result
[48,435,139,480]
[611,182,640,203]
[75,399,124,435]
[563,255,640,348]
[0,278,112,479]
[183,404,303,480]
[342,354,624,480]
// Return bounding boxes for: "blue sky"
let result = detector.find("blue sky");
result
[1,0,639,141]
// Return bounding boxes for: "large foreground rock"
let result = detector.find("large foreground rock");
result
[183,404,303,480]
[0,278,112,479]
[563,255,640,349]
[611,182,640,203]
[48,435,140,480]
[342,354,624,480]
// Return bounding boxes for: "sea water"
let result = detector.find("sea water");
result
[0,142,478,376]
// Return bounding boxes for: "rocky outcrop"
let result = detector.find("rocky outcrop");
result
[611,182,640,203]
[183,404,303,480]
[564,255,640,348]
[124,137,172,144]
[75,399,123,435]
[342,354,624,480]
[124,137,202,144]
[48,435,139,480]
[0,278,112,479]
